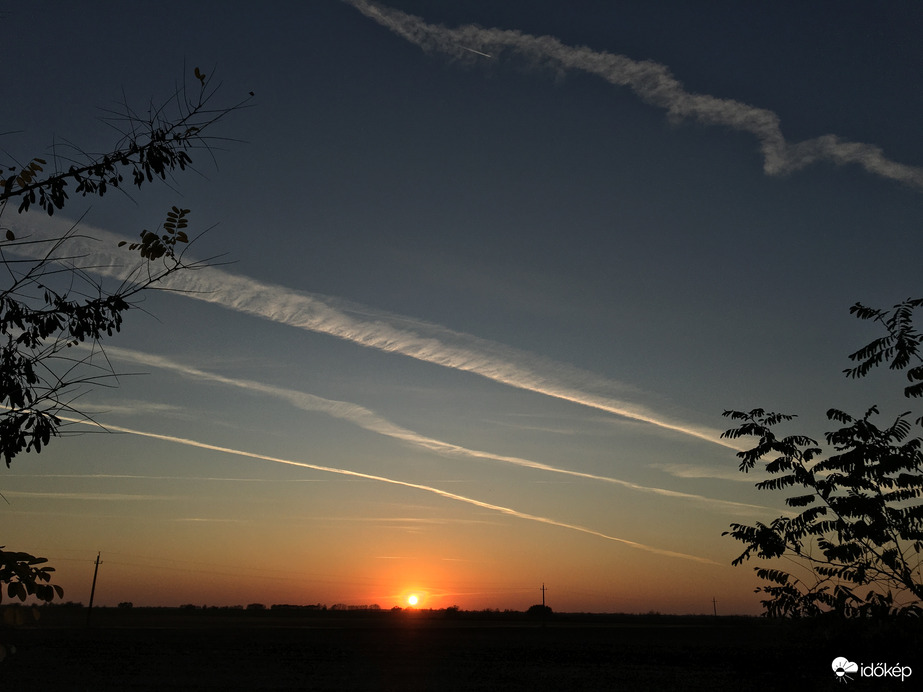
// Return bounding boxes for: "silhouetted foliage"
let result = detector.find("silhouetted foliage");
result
[724,299,923,617]
[0,69,249,605]
[845,298,923,406]
[1,67,245,217]
[527,604,552,618]
[0,547,62,604]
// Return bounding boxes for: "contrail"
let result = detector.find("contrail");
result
[460,45,492,59]
[171,274,733,447]
[341,0,923,191]
[103,344,766,515]
[58,413,719,565]
[7,216,734,451]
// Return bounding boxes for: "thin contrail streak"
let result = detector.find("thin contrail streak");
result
[103,345,764,515]
[460,45,492,59]
[341,0,923,191]
[60,414,719,565]
[7,217,734,451]
[2,490,183,501]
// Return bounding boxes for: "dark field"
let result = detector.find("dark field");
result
[1,609,919,690]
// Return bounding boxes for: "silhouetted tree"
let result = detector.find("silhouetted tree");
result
[723,299,923,617]
[0,69,249,604]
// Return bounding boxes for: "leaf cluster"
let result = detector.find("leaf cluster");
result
[0,269,132,465]
[0,547,63,604]
[118,206,190,261]
[847,299,923,404]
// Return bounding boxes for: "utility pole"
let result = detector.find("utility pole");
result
[87,552,102,627]
[538,583,549,627]
[712,597,717,617]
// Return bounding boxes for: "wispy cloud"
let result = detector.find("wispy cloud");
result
[7,215,732,451]
[341,0,923,191]
[6,473,330,484]
[103,345,763,515]
[3,490,184,501]
[175,277,729,446]
[324,516,494,526]
[5,219,761,524]
[58,413,719,565]
[81,399,189,418]
[656,463,765,483]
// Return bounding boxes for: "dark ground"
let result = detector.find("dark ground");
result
[1,608,919,690]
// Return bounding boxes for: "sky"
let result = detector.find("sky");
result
[2,1,922,614]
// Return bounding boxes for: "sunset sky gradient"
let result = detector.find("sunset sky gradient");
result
[2,1,922,614]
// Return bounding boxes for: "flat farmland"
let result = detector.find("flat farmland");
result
[1,610,919,690]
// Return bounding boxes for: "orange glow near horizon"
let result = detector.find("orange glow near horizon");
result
[400,587,429,609]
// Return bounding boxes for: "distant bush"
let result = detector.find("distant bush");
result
[41,601,82,609]
[527,604,552,618]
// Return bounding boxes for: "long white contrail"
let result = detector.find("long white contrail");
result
[8,216,733,450]
[159,269,732,448]
[341,0,923,191]
[103,345,764,515]
[57,413,718,565]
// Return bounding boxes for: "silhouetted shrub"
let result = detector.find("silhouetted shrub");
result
[527,604,552,618]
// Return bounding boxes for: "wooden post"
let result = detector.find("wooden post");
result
[87,552,101,627]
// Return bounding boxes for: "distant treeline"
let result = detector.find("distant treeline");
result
[23,601,755,623]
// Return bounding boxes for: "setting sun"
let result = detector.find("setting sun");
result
[407,595,419,606]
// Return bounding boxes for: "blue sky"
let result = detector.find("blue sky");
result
[2,1,921,613]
